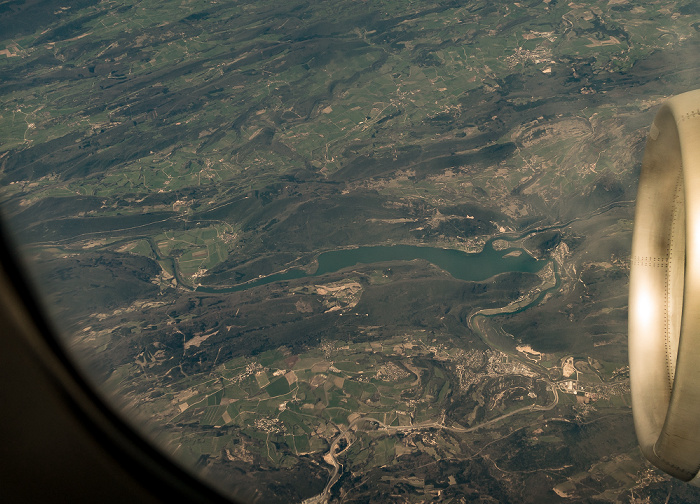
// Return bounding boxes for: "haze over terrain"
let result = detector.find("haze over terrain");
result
[2,0,700,502]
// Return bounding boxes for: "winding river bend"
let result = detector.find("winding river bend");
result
[303,253,563,504]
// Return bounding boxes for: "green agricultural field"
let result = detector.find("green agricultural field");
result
[265,376,291,397]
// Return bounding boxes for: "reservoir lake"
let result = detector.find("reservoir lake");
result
[198,241,546,293]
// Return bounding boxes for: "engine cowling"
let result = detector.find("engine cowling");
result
[630,88,700,484]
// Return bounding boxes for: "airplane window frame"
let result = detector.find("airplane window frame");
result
[0,218,238,504]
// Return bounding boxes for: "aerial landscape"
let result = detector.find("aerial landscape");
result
[2,0,700,502]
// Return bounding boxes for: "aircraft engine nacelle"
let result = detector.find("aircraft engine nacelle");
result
[630,88,700,484]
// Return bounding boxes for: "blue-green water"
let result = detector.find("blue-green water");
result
[196,241,545,293]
